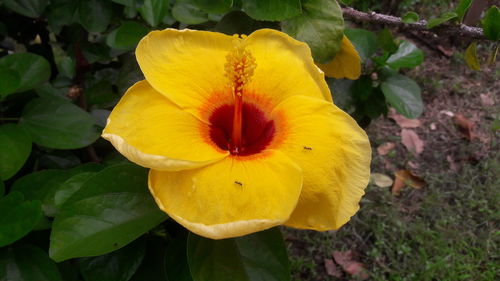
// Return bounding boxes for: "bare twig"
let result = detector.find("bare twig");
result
[342,7,487,40]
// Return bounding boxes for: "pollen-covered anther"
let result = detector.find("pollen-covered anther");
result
[224,39,257,92]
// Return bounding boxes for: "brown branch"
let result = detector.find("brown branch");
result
[342,7,487,40]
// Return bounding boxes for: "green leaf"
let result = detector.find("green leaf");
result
[78,0,113,33]
[111,0,135,7]
[386,40,424,69]
[481,6,500,41]
[0,182,4,197]
[172,2,209,25]
[165,234,193,281]
[0,192,42,247]
[49,164,167,262]
[243,0,301,21]
[129,237,168,281]
[138,0,170,27]
[106,21,149,50]
[0,53,51,98]
[189,0,233,14]
[344,28,378,61]
[0,244,62,281]
[0,124,32,181]
[79,238,146,281]
[465,42,481,70]
[0,67,20,97]
[216,11,278,35]
[401,11,419,23]
[187,228,290,281]
[456,0,473,22]
[2,0,48,18]
[381,73,423,119]
[51,45,75,79]
[426,12,458,28]
[20,98,100,149]
[377,29,398,53]
[54,172,96,209]
[282,0,344,63]
[46,0,79,32]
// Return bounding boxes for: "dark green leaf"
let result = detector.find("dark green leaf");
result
[85,81,119,109]
[165,234,193,281]
[190,0,233,14]
[456,0,473,22]
[0,53,51,98]
[79,238,146,281]
[54,172,96,209]
[20,98,100,149]
[352,75,373,102]
[326,78,354,113]
[464,42,481,70]
[344,28,378,61]
[172,2,209,25]
[111,0,135,7]
[216,11,278,36]
[39,150,81,169]
[52,45,75,79]
[377,29,398,53]
[129,237,168,281]
[2,0,48,18]
[46,0,79,32]
[481,6,500,41]
[0,67,20,97]
[138,0,170,27]
[381,74,423,119]
[78,0,113,33]
[0,192,42,247]
[282,0,344,63]
[187,228,290,281]
[386,41,424,69]
[0,182,4,197]
[0,124,32,181]
[243,0,301,21]
[106,21,149,50]
[401,12,419,23]
[427,12,458,28]
[49,164,167,262]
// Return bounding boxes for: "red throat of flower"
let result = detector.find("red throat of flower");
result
[224,37,256,155]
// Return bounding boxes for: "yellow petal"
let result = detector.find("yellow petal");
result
[136,28,235,120]
[244,29,332,102]
[317,36,361,80]
[148,150,303,239]
[271,95,371,230]
[102,80,228,171]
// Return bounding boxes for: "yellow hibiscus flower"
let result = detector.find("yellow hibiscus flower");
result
[102,28,371,240]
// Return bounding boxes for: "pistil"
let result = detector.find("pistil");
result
[224,36,256,154]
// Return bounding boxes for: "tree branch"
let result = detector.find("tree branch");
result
[342,7,487,40]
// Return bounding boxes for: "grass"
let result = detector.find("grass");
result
[286,151,499,281]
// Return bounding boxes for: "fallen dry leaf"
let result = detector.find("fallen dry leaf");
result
[377,142,396,155]
[453,114,476,140]
[480,93,495,106]
[401,129,424,155]
[333,251,369,280]
[324,259,342,278]
[371,173,393,188]
[392,170,425,195]
[389,108,421,128]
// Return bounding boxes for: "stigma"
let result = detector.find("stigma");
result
[224,35,257,155]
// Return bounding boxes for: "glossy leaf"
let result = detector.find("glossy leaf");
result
[381,74,423,119]
[465,42,481,70]
[2,0,48,18]
[386,41,424,69]
[190,0,233,14]
[46,0,79,32]
[427,12,458,28]
[0,53,51,98]
[456,0,472,22]
[20,98,100,149]
[107,21,149,50]
[282,0,343,63]
[49,164,167,262]
[79,238,146,281]
[344,28,377,61]
[377,29,397,53]
[172,2,209,25]
[0,67,20,97]
[401,12,419,23]
[0,244,63,281]
[138,0,170,27]
[243,0,301,21]
[0,192,42,247]
[481,6,500,41]
[188,228,290,281]
[0,124,32,181]
[78,0,113,33]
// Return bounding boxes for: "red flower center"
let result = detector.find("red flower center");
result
[209,103,275,156]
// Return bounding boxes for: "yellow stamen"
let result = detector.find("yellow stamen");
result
[224,35,257,155]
